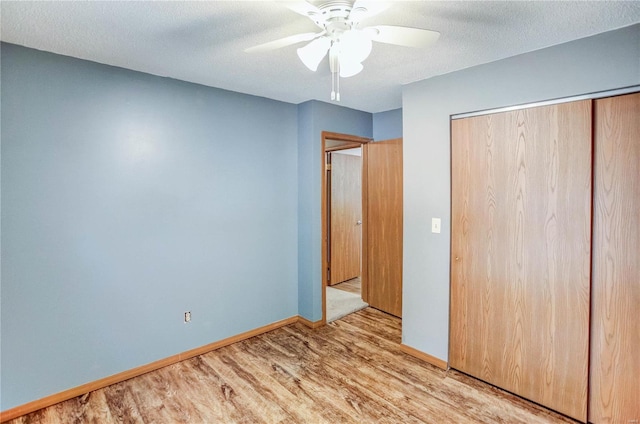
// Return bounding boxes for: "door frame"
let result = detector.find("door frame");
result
[321,131,371,323]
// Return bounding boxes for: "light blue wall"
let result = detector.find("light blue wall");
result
[297,100,372,321]
[296,101,315,319]
[402,24,640,362]
[373,108,402,141]
[1,43,299,410]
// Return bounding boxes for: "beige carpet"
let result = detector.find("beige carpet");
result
[326,287,368,322]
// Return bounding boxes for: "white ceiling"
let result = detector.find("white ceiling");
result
[2,1,640,113]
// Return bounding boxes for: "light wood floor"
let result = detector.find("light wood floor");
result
[7,308,577,423]
[332,276,361,295]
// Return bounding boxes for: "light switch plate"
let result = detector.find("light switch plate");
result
[432,218,441,234]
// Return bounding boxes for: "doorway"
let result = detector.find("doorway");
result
[321,132,404,323]
[322,132,370,323]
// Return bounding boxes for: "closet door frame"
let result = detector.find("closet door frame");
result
[451,86,640,120]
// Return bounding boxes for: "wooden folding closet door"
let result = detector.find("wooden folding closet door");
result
[590,92,640,423]
[450,100,592,421]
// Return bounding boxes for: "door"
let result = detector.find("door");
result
[329,151,362,285]
[363,138,403,317]
[450,101,592,421]
[590,92,640,423]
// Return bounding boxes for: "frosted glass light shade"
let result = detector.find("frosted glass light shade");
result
[297,37,331,71]
[339,60,363,78]
[339,30,372,64]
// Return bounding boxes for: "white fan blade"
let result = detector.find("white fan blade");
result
[245,32,319,53]
[349,1,391,24]
[281,1,325,27]
[366,25,440,48]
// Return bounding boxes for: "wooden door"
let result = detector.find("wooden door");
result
[450,101,592,421]
[329,152,362,285]
[590,92,640,424]
[364,138,403,317]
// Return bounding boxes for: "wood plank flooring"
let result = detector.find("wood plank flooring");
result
[332,276,361,295]
[7,308,577,424]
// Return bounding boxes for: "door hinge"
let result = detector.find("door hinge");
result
[326,163,332,171]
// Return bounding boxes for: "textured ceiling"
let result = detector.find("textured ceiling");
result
[2,1,640,113]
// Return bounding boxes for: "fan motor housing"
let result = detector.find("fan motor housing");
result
[311,0,360,39]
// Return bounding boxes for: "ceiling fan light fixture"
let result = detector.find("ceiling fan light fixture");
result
[297,37,331,71]
[247,1,442,102]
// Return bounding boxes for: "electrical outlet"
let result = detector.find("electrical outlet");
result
[184,311,191,323]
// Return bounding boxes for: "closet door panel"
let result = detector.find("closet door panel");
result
[450,100,592,421]
[590,92,640,423]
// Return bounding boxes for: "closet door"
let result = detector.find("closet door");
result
[450,101,592,421]
[590,92,640,423]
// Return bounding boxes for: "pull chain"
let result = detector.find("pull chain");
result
[331,63,336,101]
[336,60,341,102]
[329,43,341,102]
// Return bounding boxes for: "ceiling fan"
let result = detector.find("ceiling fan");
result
[245,0,440,101]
